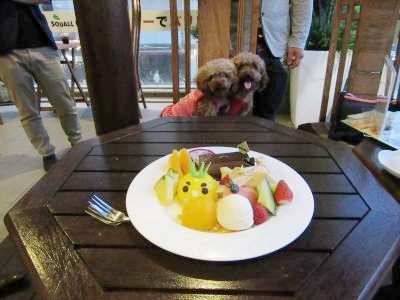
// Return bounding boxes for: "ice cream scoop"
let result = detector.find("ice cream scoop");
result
[217,194,254,231]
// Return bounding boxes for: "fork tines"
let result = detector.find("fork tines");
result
[89,194,114,217]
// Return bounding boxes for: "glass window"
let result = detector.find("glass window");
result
[40,0,86,89]
[40,0,199,93]
[136,0,198,90]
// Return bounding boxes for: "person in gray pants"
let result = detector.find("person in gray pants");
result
[0,0,81,170]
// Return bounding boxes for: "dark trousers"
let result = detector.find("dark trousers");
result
[253,43,289,120]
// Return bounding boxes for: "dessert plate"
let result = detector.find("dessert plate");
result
[126,147,314,262]
[378,149,400,178]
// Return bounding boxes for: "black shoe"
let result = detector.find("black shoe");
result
[0,272,26,294]
[43,154,57,171]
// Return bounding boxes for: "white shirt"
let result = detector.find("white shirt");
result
[261,0,313,58]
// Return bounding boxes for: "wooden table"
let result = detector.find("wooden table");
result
[5,117,400,300]
[353,138,400,204]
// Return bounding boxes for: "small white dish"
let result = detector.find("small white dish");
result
[378,150,400,178]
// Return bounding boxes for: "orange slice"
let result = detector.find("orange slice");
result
[168,149,182,175]
[179,148,191,175]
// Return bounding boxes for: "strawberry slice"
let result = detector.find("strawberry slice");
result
[253,202,269,224]
[220,175,232,186]
[274,180,293,205]
[237,187,269,225]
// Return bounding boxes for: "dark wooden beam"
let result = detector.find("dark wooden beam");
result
[184,0,191,94]
[132,0,146,109]
[250,0,261,53]
[329,0,357,125]
[319,0,342,122]
[169,0,180,103]
[73,0,140,135]
[236,0,245,54]
[198,0,231,66]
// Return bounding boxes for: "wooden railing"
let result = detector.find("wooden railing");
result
[168,0,261,103]
[235,0,260,54]
[319,0,361,122]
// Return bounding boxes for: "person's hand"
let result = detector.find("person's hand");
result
[286,47,304,69]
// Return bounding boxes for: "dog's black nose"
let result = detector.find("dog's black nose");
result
[242,76,255,83]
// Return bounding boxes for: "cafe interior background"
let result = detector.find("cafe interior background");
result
[0,0,399,242]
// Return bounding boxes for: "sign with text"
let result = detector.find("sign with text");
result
[141,10,198,31]
[42,11,77,33]
[42,10,198,33]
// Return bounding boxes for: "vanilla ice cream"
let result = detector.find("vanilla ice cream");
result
[217,194,254,231]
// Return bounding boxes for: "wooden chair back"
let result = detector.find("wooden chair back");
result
[320,0,400,124]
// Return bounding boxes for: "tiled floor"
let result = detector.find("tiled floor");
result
[0,101,293,242]
[0,101,167,242]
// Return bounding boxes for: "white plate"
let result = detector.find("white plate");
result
[126,147,314,262]
[378,149,400,178]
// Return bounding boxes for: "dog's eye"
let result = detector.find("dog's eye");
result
[252,63,258,70]
[211,72,227,79]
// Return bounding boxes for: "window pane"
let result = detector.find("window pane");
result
[138,0,199,90]
[40,0,199,93]
[40,0,86,89]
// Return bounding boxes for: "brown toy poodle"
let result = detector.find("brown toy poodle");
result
[160,55,265,117]
[195,58,239,116]
[231,52,269,115]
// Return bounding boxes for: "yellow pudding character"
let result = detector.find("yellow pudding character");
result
[176,161,219,205]
[181,197,217,231]
[177,161,219,231]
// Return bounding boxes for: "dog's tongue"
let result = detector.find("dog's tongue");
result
[244,80,253,90]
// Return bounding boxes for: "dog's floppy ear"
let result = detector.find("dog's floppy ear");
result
[227,62,240,95]
[195,64,210,94]
[228,72,240,96]
[229,80,240,96]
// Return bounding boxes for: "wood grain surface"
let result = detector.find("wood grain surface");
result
[5,117,400,300]
[353,139,400,201]
[198,0,231,65]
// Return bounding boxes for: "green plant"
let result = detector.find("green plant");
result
[306,0,359,51]
[191,25,199,39]
[307,0,335,50]
[337,4,360,50]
